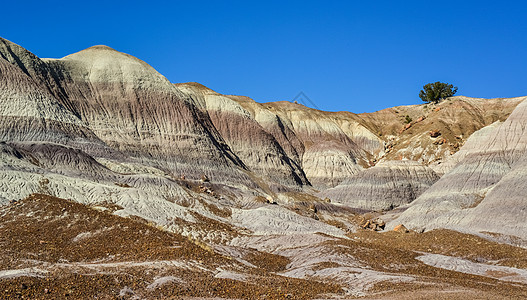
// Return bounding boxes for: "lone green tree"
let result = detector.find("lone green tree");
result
[419,81,458,103]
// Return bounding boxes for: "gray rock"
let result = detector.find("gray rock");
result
[320,160,440,211]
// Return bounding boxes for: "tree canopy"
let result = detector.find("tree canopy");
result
[419,82,458,103]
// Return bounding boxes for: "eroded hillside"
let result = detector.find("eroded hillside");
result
[1,36,527,299]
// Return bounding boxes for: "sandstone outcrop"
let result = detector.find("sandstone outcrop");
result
[361,218,385,231]
[393,224,410,233]
[358,96,523,164]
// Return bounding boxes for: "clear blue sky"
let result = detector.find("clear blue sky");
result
[2,0,526,113]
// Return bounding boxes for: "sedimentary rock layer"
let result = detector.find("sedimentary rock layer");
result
[320,160,440,211]
[358,96,523,164]
[3,36,527,241]
[390,97,527,239]
[0,40,103,149]
[175,83,309,190]
[41,45,253,185]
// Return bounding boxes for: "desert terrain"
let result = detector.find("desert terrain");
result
[1,36,527,299]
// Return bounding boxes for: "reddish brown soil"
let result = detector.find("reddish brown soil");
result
[2,194,527,299]
[0,194,341,299]
[326,229,527,299]
[351,229,527,269]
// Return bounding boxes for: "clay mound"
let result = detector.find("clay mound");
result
[0,37,59,88]
[175,83,309,190]
[251,96,518,189]
[5,142,115,179]
[0,39,102,149]
[248,101,381,188]
[320,160,440,211]
[5,35,518,192]
[430,120,504,175]
[41,42,256,187]
[389,97,527,239]
[175,82,383,190]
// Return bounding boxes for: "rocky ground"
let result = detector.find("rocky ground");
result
[1,194,526,299]
[0,194,341,299]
